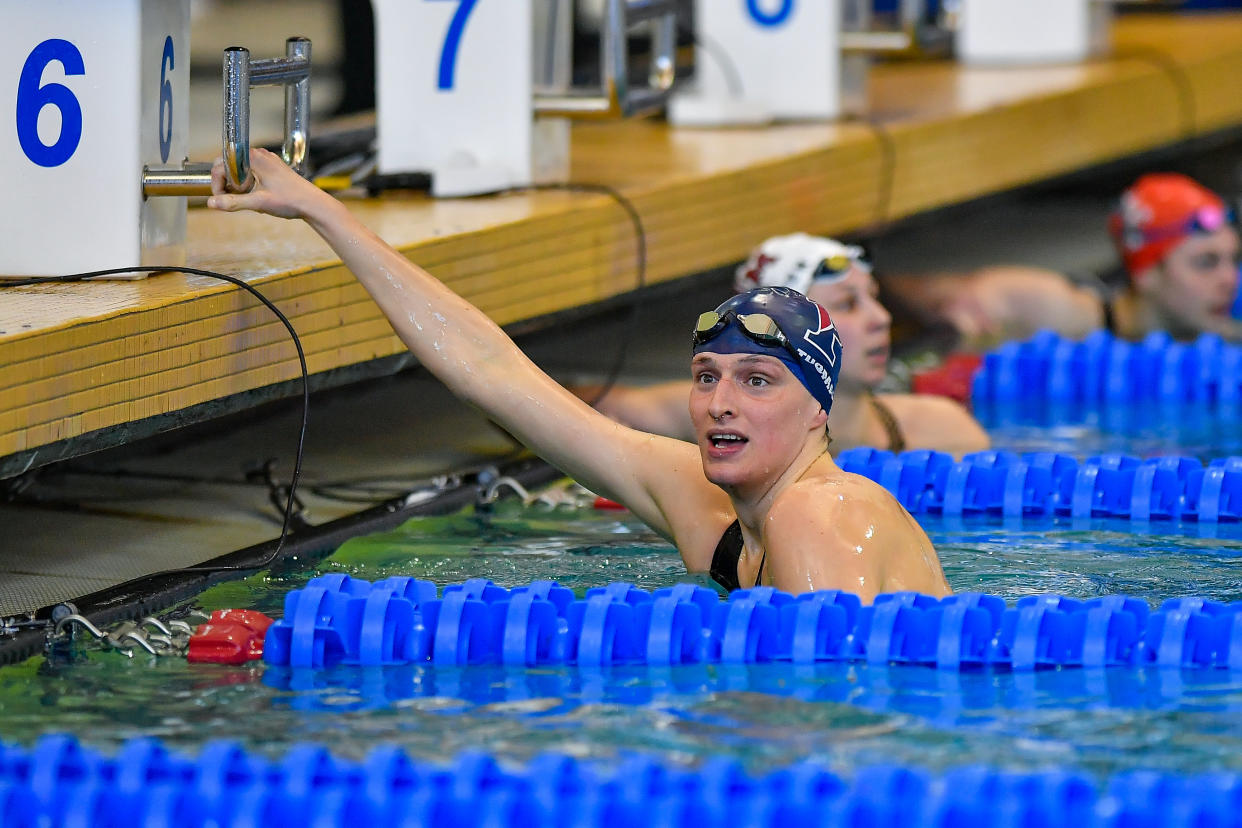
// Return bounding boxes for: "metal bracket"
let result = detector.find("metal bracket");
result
[142,37,312,198]
[534,0,678,118]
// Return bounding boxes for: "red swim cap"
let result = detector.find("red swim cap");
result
[1108,173,1227,278]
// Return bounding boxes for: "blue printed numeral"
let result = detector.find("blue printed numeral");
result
[15,39,85,168]
[159,36,174,163]
[746,0,794,27]
[429,0,480,90]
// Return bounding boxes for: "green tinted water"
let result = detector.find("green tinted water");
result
[3,492,1242,780]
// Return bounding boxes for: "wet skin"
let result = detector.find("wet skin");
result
[688,350,949,596]
[584,263,988,455]
[207,149,951,601]
[805,267,892,393]
[1133,226,1241,340]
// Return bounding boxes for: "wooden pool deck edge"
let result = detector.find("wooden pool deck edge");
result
[1,14,1240,472]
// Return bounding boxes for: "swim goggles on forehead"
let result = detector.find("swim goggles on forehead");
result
[814,252,863,280]
[1135,205,1237,243]
[692,310,800,361]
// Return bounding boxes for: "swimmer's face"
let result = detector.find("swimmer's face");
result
[806,264,891,391]
[689,352,827,491]
[1140,225,1240,338]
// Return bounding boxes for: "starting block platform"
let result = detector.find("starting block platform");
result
[2,13,1242,477]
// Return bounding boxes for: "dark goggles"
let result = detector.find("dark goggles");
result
[693,310,801,363]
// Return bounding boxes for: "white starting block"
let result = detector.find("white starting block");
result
[957,0,1112,66]
[370,0,678,198]
[668,0,924,127]
[0,0,311,278]
[0,0,190,276]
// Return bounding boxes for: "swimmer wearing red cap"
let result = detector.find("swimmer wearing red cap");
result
[208,151,950,601]
[579,233,990,455]
[1105,173,1240,340]
[882,172,1241,347]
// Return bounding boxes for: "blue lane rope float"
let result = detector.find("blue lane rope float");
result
[971,329,1242,404]
[4,733,1242,828]
[259,576,1242,671]
[833,447,1242,522]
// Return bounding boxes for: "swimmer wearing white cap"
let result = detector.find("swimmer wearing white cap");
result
[581,233,989,456]
[208,152,950,601]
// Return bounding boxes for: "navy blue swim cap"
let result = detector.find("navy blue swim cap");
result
[691,286,842,414]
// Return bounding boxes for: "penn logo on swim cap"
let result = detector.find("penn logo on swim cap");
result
[734,233,870,295]
[691,286,842,415]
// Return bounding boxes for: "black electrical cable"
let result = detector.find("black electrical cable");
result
[846,115,899,232]
[1,180,647,540]
[361,175,650,411]
[678,24,745,99]
[505,182,647,408]
[0,265,309,576]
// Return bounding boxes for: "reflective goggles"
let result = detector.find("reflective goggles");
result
[813,252,863,281]
[1135,205,1237,244]
[693,310,800,362]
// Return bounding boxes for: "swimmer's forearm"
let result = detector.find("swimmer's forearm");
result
[300,194,522,402]
[213,152,692,540]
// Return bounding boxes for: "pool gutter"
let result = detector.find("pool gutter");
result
[0,457,564,666]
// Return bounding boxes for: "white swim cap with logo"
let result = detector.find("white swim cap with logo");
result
[733,233,871,295]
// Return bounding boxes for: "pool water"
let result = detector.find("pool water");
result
[977,402,1242,461]
[3,491,1242,781]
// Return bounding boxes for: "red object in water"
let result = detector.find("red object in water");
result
[593,496,626,511]
[187,609,274,664]
[911,353,983,404]
[207,608,274,636]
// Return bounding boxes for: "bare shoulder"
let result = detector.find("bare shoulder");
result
[763,471,948,599]
[764,472,908,548]
[876,393,990,455]
[762,476,876,597]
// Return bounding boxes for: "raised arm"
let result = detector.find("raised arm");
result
[208,150,729,549]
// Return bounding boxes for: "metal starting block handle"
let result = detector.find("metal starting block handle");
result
[142,36,311,197]
[534,0,677,118]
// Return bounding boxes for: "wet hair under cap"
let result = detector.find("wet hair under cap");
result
[692,286,842,415]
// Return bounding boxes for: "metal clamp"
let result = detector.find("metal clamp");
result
[142,37,312,198]
[534,0,678,118]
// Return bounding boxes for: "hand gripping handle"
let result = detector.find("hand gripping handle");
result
[143,37,311,197]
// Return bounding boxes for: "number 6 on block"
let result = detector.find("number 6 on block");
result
[0,0,190,277]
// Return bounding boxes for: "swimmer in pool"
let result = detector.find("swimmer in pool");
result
[881,173,1242,349]
[576,233,990,455]
[207,149,950,601]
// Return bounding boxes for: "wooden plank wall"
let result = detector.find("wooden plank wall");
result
[1,14,1239,464]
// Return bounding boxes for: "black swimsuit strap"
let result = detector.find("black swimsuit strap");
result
[1101,296,1118,334]
[709,520,766,592]
[709,520,744,592]
[870,394,907,453]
